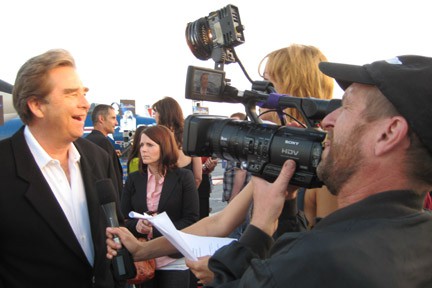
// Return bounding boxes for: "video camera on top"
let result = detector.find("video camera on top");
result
[183,4,341,188]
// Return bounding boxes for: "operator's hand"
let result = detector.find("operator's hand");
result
[250,160,297,236]
[106,227,141,261]
[186,256,214,285]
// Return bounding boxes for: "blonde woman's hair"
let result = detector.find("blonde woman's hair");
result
[258,44,334,122]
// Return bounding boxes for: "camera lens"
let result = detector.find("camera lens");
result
[183,115,326,188]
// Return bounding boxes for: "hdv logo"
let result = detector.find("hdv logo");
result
[281,148,299,156]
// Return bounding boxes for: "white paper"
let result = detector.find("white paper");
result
[129,211,236,261]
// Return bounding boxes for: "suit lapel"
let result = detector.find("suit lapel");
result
[135,172,149,213]
[158,170,178,212]
[13,129,89,265]
[74,139,106,267]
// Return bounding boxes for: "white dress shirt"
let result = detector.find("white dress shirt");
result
[24,126,95,265]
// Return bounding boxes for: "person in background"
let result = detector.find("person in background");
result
[152,96,202,188]
[86,104,124,195]
[105,44,335,285]
[0,49,123,287]
[198,156,219,219]
[207,55,432,287]
[126,125,147,174]
[258,44,337,227]
[197,73,209,97]
[121,125,199,288]
[152,97,204,288]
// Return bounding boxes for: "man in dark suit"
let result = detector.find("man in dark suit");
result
[195,72,219,97]
[86,104,124,196]
[0,49,123,287]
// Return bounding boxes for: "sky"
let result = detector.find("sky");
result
[2,0,432,118]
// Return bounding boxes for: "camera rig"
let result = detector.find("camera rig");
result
[185,4,244,66]
[183,4,341,188]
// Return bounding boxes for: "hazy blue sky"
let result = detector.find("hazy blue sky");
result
[2,0,431,118]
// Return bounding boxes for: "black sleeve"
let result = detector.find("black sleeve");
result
[120,174,147,238]
[207,200,308,287]
[207,225,273,287]
[239,225,274,259]
[208,241,258,287]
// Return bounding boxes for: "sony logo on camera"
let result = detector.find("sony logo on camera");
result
[183,115,329,188]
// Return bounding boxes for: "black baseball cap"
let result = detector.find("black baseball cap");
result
[319,55,432,154]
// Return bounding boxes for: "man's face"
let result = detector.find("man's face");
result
[38,66,89,144]
[317,84,370,195]
[201,74,209,88]
[101,108,118,135]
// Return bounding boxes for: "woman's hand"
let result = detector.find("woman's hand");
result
[136,219,153,235]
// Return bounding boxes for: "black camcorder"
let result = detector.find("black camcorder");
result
[183,114,326,188]
[183,65,341,188]
[184,5,341,188]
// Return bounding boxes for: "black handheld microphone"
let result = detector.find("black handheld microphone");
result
[96,179,136,281]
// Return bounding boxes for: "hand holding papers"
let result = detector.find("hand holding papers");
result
[129,211,236,261]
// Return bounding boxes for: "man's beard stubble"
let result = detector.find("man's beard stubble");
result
[317,123,367,196]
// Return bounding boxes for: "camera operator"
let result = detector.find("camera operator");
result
[207,55,432,287]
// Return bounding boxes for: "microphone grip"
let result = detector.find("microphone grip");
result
[111,238,137,281]
[101,203,136,280]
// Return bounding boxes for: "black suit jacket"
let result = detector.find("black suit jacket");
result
[0,127,123,288]
[85,130,124,196]
[121,168,199,239]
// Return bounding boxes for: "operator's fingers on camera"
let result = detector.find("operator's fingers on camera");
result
[279,160,299,199]
[252,160,296,198]
[250,160,297,235]
[274,159,297,191]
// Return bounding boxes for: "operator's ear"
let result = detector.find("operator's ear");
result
[27,96,46,119]
[375,116,410,156]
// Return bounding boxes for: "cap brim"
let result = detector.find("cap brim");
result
[319,62,376,90]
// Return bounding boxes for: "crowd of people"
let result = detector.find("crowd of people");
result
[1,41,432,288]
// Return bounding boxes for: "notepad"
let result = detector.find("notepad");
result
[129,211,236,261]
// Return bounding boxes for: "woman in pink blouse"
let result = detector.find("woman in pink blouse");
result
[120,125,199,288]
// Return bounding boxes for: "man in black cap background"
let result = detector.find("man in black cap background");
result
[205,55,432,287]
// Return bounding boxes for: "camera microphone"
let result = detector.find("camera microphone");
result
[96,179,136,281]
